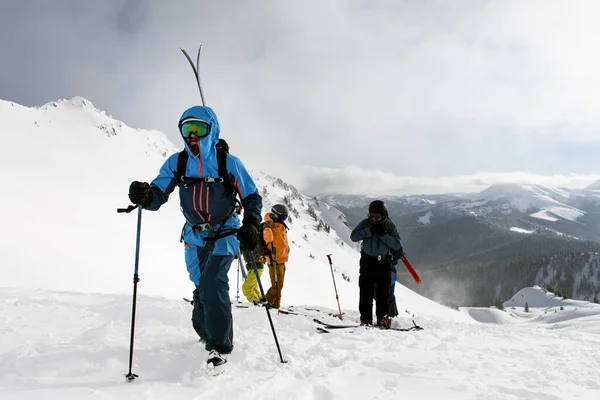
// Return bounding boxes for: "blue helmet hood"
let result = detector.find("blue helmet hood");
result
[179,106,221,158]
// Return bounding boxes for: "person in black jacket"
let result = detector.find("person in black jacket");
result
[350,200,402,326]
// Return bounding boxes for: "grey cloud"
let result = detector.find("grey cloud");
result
[2,1,599,196]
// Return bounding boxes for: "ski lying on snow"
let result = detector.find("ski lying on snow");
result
[314,318,424,333]
[277,308,344,318]
[185,298,253,309]
[313,318,360,329]
[278,308,299,315]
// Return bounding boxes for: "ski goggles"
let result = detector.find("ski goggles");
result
[273,210,288,221]
[368,212,383,221]
[179,118,211,139]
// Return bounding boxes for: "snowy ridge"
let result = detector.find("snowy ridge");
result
[318,193,442,209]
[461,183,584,222]
[504,285,586,308]
[586,179,600,190]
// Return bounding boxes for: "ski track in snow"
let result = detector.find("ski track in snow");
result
[1,290,600,400]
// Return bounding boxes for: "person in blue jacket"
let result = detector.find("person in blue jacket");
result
[350,200,401,326]
[128,105,262,367]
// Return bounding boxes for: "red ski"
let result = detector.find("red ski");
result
[401,256,421,284]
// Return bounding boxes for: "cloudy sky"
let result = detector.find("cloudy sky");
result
[2,0,600,195]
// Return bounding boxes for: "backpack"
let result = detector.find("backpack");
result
[175,138,234,195]
[256,220,273,259]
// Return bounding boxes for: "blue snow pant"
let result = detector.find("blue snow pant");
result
[188,247,234,354]
[389,265,398,317]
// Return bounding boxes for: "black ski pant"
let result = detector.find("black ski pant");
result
[359,253,392,325]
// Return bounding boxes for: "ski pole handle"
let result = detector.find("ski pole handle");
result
[117,205,138,214]
[326,254,333,265]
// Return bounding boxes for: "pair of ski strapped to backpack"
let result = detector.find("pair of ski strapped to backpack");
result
[176,138,241,251]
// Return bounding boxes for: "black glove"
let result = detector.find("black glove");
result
[128,181,152,207]
[237,215,260,251]
[370,221,386,236]
[382,219,393,234]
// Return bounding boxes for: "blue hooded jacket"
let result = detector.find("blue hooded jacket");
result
[145,106,262,267]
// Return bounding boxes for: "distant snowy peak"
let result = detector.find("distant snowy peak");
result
[450,183,583,222]
[319,194,440,209]
[586,179,600,191]
[475,183,569,208]
[41,96,97,110]
[503,285,569,308]
[8,96,180,159]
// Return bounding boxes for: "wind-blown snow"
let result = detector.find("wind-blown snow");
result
[2,98,600,399]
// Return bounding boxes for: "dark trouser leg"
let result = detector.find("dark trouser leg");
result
[359,273,375,324]
[375,266,392,325]
[198,250,235,354]
[359,255,377,325]
[192,287,207,342]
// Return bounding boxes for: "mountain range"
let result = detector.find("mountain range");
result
[321,182,600,306]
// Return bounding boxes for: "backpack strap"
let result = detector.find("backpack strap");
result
[176,150,188,186]
[216,138,233,194]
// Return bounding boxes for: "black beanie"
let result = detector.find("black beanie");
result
[368,200,387,216]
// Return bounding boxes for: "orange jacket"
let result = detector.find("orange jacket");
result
[262,212,289,264]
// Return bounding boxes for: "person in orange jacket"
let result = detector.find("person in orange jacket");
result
[262,204,290,309]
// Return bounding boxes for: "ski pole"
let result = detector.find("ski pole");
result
[238,249,247,281]
[249,250,286,363]
[235,252,241,303]
[326,254,343,320]
[117,204,143,382]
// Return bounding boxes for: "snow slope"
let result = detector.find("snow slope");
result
[1,288,600,400]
